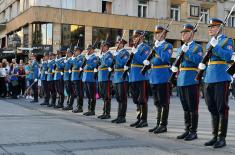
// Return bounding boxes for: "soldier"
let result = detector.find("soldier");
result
[111,38,129,123]
[96,41,113,119]
[144,25,173,134]
[124,30,150,128]
[46,53,57,107]
[54,48,66,108]
[198,18,234,148]
[171,24,203,141]
[70,46,84,113]
[40,52,50,105]
[62,49,74,110]
[29,53,39,103]
[82,45,98,116]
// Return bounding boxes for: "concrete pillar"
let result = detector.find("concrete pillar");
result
[53,23,61,53]
[122,29,129,45]
[28,23,32,48]
[85,26,92,48]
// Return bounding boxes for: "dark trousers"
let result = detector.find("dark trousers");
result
[32,81,38,101]
[130,81,149,121]
[46,81,56,105]
[99,81,112,115]
[114,82,128,118]
[55,79,65,106]
[178,84,199,133]
[151,83,170,126]
[18,78,26,96]
[0,77,7,97]
[42,80,49,103]
[204,82,230,138]
[84,82,96,112]
[71,80,84,108]
[65,80,74,107]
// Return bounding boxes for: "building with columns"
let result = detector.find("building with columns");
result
[0,0,234,59]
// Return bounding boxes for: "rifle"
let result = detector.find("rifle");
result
[108,31,126,79]
[169,15,203,85]
[141,19,173,75]
[196,5,235,80]
[121,24,151,80]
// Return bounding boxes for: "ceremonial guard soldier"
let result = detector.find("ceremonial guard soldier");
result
[144,25,173,134]
[124,30,150,128]
[97,41,113,119]
[111,38,129,123]
[70,46,84,113]
[54,48,66,108]
[46,53,57,107]
[82,45,98,116]
[171,24,203,141]
[40,52,50,105]
[29,53,39,103]
[198,18,234,148]
[63,49,74,110]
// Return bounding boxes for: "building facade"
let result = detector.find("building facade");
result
[0,0,234,59]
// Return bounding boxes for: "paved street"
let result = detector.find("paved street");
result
[0,95,235,155]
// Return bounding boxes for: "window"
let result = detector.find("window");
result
[190,5,200,17]
[23,0,29,10]
[9,5,12,20]
[61,0,76,9]
[201,8,209,24]
[228,12,235,27]
[16,0,20,14]
[92,27,122,48]
[171,5,180,21]
[138,2,148,17]
[32,23,53,46]
[61,24,85,49]
[102,1,112,14]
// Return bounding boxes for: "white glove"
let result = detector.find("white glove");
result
[79,67,83,71]
[233,74,235,79]
[94,68,98,72]
[210,37,218,47]
[69,70,71,73]
[99,54,103,59]
[52,69,55,73]
[124,66,129,71]
[198,63,206,70]
[108,67,112,72]
[48,60,51,63]
[171,66,178,73]
[155,40,160,47]
[132,47,137,54]
[45,71,48,74]
[34,79,38,82]
[143,60,150,66]
[64,59,68,63]
[113,52,118,56]
[61,72,64,76]
[182,44,189,52]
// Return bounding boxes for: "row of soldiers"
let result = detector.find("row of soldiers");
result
[29,17,233,149]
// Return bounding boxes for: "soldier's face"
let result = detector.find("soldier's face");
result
[208,25,220,36]
[75,50,81,56]
[103,45,109,52]
[181,31,191,42]
[133,36,139,44]
[44,55,49,61]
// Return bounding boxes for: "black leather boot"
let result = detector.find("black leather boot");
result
[205,115,219,146]
[149,106,161,132]
[154,106,169,134]
[86,99,96,116]
[177,111,190,139]
[184,112,198,141]
[213,115,228,148]
[101,100,111,119]
[136,104,148,128]
[130,105,141,127]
